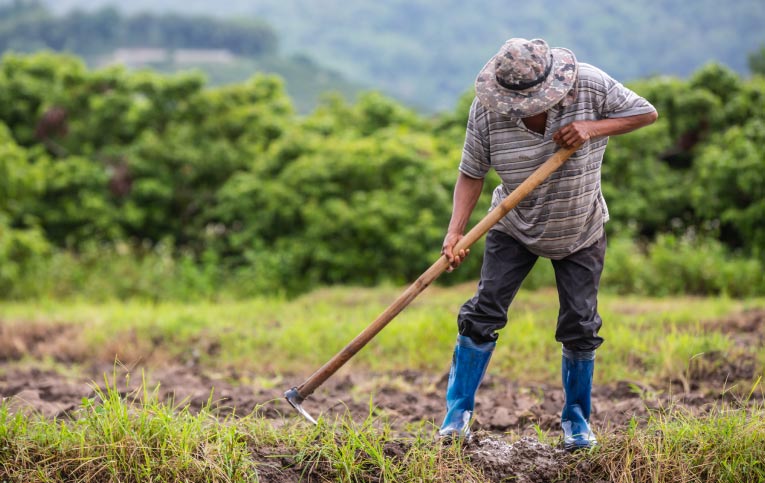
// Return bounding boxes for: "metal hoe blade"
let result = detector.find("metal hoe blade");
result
[284,387,318,425]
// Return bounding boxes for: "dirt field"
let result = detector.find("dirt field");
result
[2,309,764,482]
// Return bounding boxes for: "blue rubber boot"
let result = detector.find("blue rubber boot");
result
[439,335,495,441]
[561,348,597,451]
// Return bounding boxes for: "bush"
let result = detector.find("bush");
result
[602,233,765,297]
[691,120,765,256]
[9,241,273,302]
[0,53,764,300]
[0,216,50,298]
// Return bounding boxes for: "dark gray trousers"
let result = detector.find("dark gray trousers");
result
[458,229,606,352]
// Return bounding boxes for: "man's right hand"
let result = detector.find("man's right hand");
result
[442,232,470,272]
[443,172,483,272]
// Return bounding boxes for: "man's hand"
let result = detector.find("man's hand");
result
[443,172,483,272]
[553,111,659,148]
[553,120,597,148]
[442,232,470,272]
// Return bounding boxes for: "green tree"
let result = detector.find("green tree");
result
[692,120,765,255]
[2,51,764,298]
[0,120,51,296]
[748,44,765,76]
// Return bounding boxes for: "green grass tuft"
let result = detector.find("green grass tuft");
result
[591,388,765,482]
[4,377,765,482]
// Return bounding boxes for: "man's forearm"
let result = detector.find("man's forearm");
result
[589,111,658,137]
[448,173,485,234]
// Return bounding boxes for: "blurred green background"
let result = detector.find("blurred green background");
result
[1,0,765,301]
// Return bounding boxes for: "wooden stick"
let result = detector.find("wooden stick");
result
[291,145,579,400]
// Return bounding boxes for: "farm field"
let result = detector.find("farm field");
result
[2,4,765,482]
[2,284,765,482]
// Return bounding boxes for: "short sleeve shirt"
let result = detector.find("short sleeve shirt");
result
[459,63,656,259]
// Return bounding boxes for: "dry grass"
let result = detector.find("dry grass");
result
[2,377,765,482]
[590,381,765,483]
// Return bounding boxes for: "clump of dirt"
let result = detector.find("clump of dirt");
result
[0,322,85,363]
[675,308,765,391]
[468,435,579,483]
[703,308,765,361]
[707,308,765,336]
[686,349,757,385]
[0,367,103,417]
[250,443,308,483]
[0,321,180,368]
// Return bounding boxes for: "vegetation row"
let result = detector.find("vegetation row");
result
[1,53,764,299]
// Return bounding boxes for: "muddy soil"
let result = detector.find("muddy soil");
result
[4,309,764,430]
[1,362,758,431]
[2,308,764,482]
[2,361,761,483]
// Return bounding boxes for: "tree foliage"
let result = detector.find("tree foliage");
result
[749,44,765,76]
[0,52,763,297]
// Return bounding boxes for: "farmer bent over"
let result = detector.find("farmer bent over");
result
[440,38,658,450]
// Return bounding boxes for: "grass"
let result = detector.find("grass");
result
[2,377,765,482]
[1,285,765,482]
[0,284,762,386]
[0,376,485,482]
[0,377,259,482]
[592,382,765,482]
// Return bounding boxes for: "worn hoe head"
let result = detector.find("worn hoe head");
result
[284,387,318,425]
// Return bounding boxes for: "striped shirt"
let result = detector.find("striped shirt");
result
[459,63,656,259]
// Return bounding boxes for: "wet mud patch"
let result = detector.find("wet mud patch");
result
[0,365,271,418]
[1,367,90,417]
[684,349,757,387]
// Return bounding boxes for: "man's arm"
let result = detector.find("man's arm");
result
[552,110,658,148]
[442,172,485,271]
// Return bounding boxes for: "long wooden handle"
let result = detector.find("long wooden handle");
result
[294,145,579,398]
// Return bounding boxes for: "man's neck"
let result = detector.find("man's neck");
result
[522,112,547,135]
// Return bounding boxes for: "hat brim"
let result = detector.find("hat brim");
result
[475,47,578,117]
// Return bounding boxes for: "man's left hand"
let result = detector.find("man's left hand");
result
[553,121,598,148]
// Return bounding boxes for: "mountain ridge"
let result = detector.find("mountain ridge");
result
[42,0,765,111]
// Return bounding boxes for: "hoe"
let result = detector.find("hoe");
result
[285,145,580,424]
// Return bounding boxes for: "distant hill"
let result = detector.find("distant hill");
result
[1,0,362,112]
[42,0,765,112]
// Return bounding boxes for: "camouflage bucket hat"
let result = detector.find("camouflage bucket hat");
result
[475,38,578,117]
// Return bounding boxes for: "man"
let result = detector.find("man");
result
[439,38,657,450]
